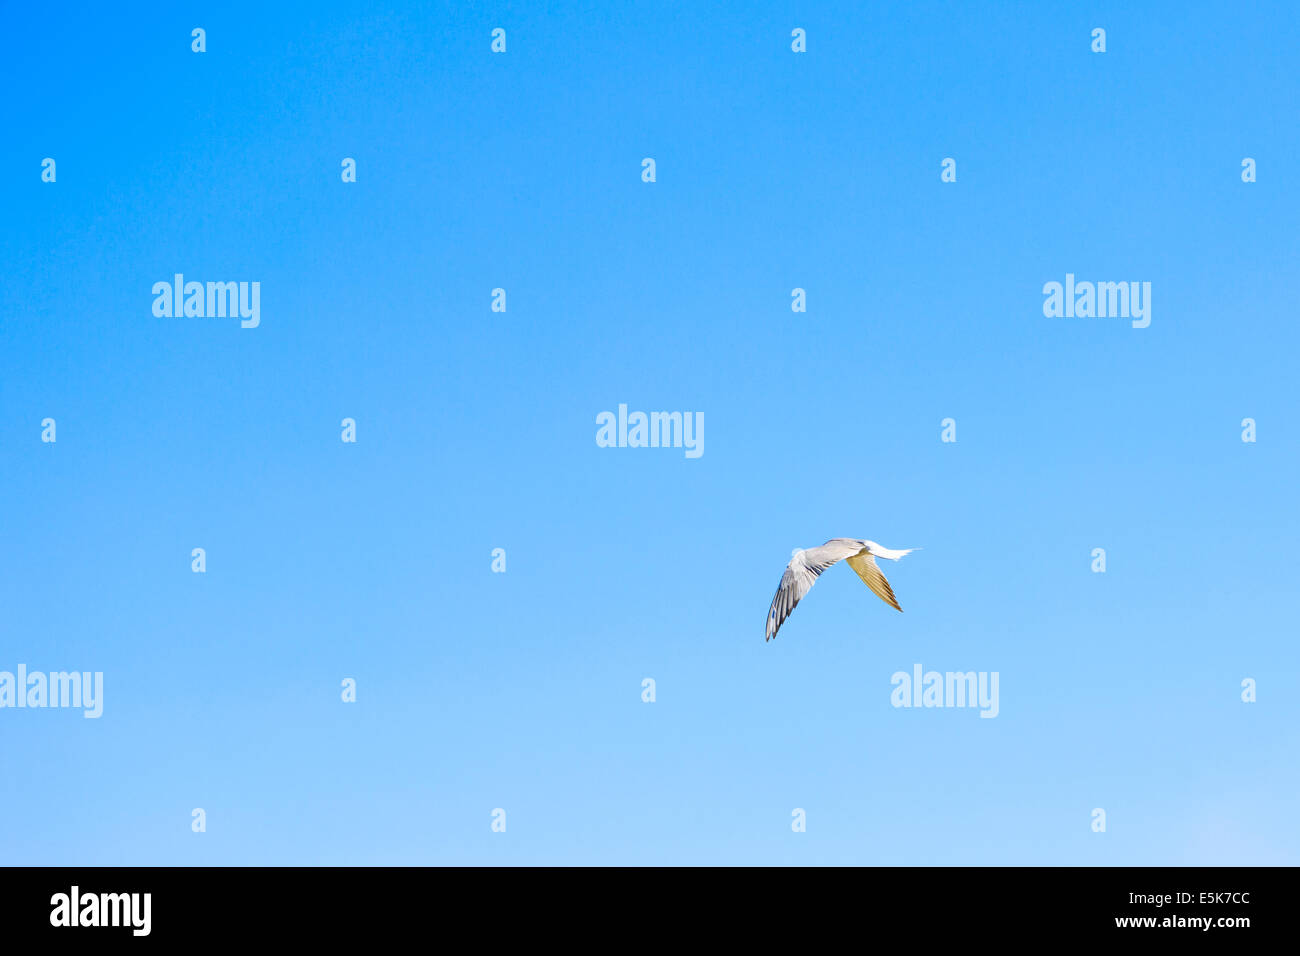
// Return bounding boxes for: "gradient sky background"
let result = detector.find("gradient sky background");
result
[2,1,1297,865]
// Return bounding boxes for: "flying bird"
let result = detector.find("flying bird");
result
[765,538,917,641]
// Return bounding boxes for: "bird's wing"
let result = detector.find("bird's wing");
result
[765,563,815,641]
[765,539,865,641]
[802,538,870,574]
[845,549,903,612]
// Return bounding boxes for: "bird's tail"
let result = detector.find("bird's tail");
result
[867,543,918,561]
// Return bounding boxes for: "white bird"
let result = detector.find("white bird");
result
[765,538,918,641]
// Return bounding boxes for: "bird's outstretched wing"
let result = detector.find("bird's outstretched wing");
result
[765,539,867,641]
[845,550,903,612]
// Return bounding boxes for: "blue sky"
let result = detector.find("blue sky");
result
[1,1,1297,865]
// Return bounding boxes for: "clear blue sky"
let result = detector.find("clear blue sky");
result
[2,1,1297,865]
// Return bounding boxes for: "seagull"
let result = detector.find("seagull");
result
[765,538,918,641]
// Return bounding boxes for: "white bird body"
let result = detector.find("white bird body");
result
[765,538,917,641]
